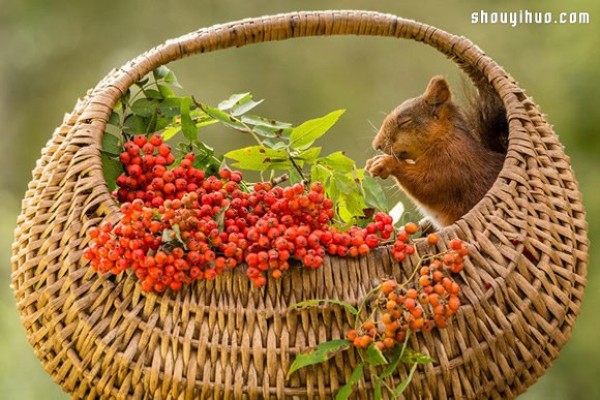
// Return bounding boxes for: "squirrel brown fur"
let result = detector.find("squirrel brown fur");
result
[366,76,506,228]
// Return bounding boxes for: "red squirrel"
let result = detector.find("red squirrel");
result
[366,76,506,229]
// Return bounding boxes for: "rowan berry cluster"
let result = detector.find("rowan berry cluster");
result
[85,134,417,292]
[346,237,469,349]
[114,134,206,206]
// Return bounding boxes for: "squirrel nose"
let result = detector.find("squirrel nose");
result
[372,135,383,151]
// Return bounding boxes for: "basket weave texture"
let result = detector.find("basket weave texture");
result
[11,10,588,400]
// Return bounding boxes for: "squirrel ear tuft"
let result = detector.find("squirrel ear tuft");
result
[423,76,451,106]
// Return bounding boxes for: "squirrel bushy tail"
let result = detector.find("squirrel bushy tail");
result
[463,76,509,154]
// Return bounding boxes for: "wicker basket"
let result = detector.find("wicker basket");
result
[11,10,588,400]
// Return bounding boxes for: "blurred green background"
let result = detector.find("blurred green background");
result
[1,0,598,399]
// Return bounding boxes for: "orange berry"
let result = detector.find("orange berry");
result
[450,238,463,251]
[418,275,431,287]
[381,279,398,295]
[448,295,460,311]
[404,298,416,310]
[386,300,399,312]
[404,222,419,235]
[434,314,448,329]
[432,270,444,283]
[271,269,282,279]
[409,317,424,331]
[420,266,430,276]
[383,337,395,349]
[376,341,386,351]
[428,293,440,306]
[346,329,358,341]
[406,288,418,299]
[363,320,375,331]
[382,313,394,325]
[427,233,439,246]
[451,262,463,274]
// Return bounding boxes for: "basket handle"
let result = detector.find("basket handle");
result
[80,10,517,125]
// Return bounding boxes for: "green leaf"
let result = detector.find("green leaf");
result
[224,146,291,171]
[373,376,383,400]
[157,84,176,98]
[289,167,303,185]
[135,76,150,88]
[241,114,292,129]
[361,174,388,212]
[131,98,159,118]
[200,104,247,131]
[317,151,355,173]
[310,164,331,186]
[289,109,345,150]
[400,348,434,365]
[123,114,150,135]
[218,93,252,111]
[180,97,197,142]
[365,343,388,366]
[163,70,182,88]
[142,88,163,99]
[330,173,356,195]
[287,339,351,380]
[153,66,170,80]
[335,362,364,400]
[381,343,405,378]
[289,299,358,315]
[394,363,419,397]
[296,147,322,163]
[161,126,181,141]
[157,97,182,118]
[108,111,121,126]
[102,132,121,156]
[101,153,122,192]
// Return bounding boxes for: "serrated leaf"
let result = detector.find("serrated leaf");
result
[102,132,121,156]
[365,343,388,366]
[224,146,291,171]
[362,174,388,212]
[317,151,355,173]
[335,362,364,400]
[330,173,356,195]
[400,348,434,365]
[180,97,197,142]
[394,363,419,397]
[289,109,345,150]
[310,164,332,186]
[287,339,351,380]
[289,299,358,315]
[102,153,122,192]
[131,98,159,118]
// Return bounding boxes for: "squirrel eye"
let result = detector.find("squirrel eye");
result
[397,117,412,127]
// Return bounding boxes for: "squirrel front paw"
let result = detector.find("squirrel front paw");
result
[366,154,396,179]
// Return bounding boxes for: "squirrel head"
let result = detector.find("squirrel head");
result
[372,76,456,161]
